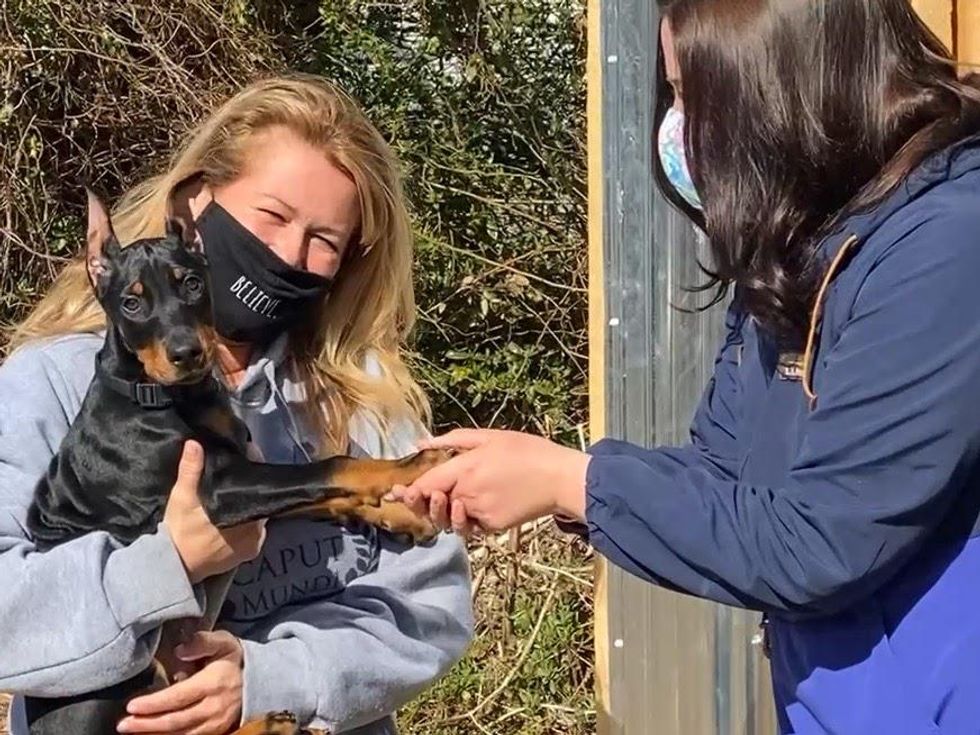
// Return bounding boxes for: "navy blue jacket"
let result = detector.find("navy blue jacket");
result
[586,134,980,734]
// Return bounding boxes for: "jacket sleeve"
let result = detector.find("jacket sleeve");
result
[0,341,206,695]
[554,299,746,540]
[238,416,474,733]
[586,212,980,616]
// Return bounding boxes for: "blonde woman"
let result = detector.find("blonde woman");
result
[0,75,473,735]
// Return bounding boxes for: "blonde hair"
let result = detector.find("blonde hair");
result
[9,74,430,452]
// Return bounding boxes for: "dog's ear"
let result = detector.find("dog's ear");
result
[85,188,119,295]
[165,213,199,251]
[166,195,203,253]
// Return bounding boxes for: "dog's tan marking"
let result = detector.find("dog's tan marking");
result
[278,499,437,542]
[196,323,219,366]
[136,340,180,383]
[328,449,450,506]
[130,280,144,296]
[342,449,448,491]
[276,450,448,542]
[353,500,438,542]
[231,711,327,735]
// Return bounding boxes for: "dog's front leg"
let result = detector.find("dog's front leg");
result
[201,449,449,530]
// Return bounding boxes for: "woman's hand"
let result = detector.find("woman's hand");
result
[163,441,267,585]
[118,631,244,734]
[389,429,590,533]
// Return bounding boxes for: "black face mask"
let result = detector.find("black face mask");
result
[196,201,332,344]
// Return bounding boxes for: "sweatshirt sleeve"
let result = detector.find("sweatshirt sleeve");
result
[0,339,206,696]
[238,415,474,733]
[586,211,980,617]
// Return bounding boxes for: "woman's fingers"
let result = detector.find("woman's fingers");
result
[421,452,470,494]
[117,703,206,733]
[450,498,474,537]
[125,676,203,717]
[177,440,205,483]
[387,442,487,530]
[416,428,496,452]
[428,491,452,529]
[388,486,451,530]
[388,454,466,502]
[386,484,422,512]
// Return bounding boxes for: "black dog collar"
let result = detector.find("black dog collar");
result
[94,359,218,409]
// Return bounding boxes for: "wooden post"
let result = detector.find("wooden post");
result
[586,0,612,728]
[909,1,980,67]
[912,0,954,50]
[958,0,980,66]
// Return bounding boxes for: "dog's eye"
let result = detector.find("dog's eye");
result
[121,295,142,314]
[184,275,203,296]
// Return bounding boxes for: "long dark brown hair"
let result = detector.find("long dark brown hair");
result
[655,0,980,345]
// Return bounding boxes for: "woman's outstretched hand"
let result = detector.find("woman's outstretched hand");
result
[388,429,590,534]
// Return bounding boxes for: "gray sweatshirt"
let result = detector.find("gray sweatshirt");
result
[0,332,473,734]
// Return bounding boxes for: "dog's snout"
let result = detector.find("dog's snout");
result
[167,341,204,368]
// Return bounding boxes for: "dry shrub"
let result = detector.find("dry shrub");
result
[0,0,282,325]
[0,2,593,732]
[401,523,595,735]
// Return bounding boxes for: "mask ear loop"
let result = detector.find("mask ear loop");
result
[802,234,859,409]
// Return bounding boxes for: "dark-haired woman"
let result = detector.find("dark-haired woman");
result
[390,1,980,731]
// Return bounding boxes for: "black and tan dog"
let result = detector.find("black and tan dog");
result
[22,191,445,735]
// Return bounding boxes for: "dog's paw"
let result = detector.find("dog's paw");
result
[300,449,455,526]
[354,500,439,544]
[400,447,453,477]
[345,449,453,507]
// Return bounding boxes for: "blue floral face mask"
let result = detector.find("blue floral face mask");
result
[657,106,702,210]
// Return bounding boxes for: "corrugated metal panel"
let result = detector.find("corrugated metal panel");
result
[592,0,774,732]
